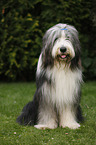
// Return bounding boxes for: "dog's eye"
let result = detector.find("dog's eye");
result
[54,38,58,42]
[65,38,69,40]
[65,34,70,39]
[53,38,58,45]
[65,36,70,41]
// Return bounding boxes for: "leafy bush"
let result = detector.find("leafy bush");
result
[0,1,42,81]
[0,0,95,81]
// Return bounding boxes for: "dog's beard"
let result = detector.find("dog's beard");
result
[57,52,71,61]
[52,39,75,64]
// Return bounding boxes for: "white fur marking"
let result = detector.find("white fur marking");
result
[36,53,43,75]
[44,66,82,108]
[34,124,57,130]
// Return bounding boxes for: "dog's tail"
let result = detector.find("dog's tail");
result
[16,98,39,126]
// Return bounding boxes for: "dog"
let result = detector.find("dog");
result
[17,23,83,129]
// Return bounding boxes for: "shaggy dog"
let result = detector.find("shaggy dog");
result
[17,23,83,129]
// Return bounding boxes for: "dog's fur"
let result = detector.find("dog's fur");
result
[17,23,83,129]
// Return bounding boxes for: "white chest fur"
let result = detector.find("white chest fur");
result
[44,65,82,108]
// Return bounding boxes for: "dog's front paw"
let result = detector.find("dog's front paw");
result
[34,125,48,130]
[60,122,80,129]
[34,124,57,130]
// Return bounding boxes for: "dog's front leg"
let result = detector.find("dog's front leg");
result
[59,105,80,129]
[34,104,58,129]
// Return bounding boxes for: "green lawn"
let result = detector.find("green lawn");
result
[0,82,96,145]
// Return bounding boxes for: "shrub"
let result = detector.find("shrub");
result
[0,0,95,81]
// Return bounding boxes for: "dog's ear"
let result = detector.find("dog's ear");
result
[71,38,82,69]
[71,51,82,69]
[42,47,54,68]
[42,32,54,68]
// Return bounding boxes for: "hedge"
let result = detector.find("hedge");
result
[0,0,96,81]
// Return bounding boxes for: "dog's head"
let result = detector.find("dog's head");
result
[42,23,81,69]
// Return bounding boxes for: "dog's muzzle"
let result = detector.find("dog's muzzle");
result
[57,47,70,60]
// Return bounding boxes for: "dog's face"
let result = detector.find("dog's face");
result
[42,23,81,68]
[52,36,75,62]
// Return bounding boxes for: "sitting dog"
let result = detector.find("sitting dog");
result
[17,23,83,129]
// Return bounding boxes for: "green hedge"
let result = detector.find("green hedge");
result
[0,0,96,81]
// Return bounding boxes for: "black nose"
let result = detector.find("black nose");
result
[60,47,67,53]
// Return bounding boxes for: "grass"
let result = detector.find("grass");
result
[0,81,96,145]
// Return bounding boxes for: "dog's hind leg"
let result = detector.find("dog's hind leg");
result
[16,100,38,125]
[16,90,39,126]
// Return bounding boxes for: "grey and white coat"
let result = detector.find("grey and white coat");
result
[17,23,83,129]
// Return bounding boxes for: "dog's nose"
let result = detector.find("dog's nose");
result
[60,47,67,53]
